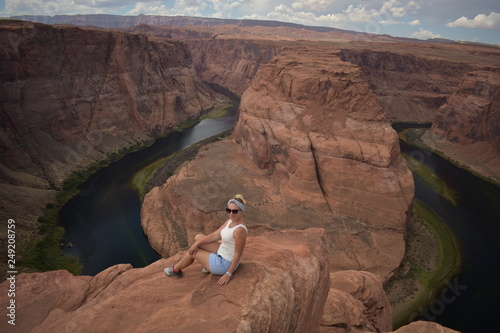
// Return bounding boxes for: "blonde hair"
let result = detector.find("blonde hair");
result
[233,194,246,205]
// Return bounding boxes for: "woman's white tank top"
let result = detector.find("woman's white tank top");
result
[217,220,248,261]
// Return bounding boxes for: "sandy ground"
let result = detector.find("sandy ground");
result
[384,211,439,324]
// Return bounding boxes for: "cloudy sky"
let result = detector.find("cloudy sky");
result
[1,0,499,45]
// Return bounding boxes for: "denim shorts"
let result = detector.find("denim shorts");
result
[209,253,237,275]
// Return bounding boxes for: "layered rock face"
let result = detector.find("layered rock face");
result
[0,20,220,187]
[321,270,392,332]
[339,48,477,123]
[125,25,284,95]
[431,71,500,146]
[187,39,281,95]
[0,229,332,333]
[142,48,413,279]
[420,70,500,183]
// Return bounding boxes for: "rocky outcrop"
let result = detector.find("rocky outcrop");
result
[392,321,459,333]
[0,228,331,333]
[142,47,413,279]
[320,270,392,332]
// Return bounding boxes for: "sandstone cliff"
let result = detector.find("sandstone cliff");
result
[234,48,414,224]
[187,39,281,95]
[0,20,224,270]
[339,45,500,123]
[141,47,414,279]
[124,25,285,95]
[0,20,221,186]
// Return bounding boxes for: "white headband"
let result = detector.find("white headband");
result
[227,199,245,212]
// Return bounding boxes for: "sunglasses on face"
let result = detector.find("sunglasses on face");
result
[225,208,240,214]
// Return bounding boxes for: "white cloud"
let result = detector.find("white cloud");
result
[412,27,441,39]
[379,0,420,18]
[409,19,420,25]
[73,0,137,8]
[126,2,176,16]
[343,4,372,23]
[447,12,500,30]
[292,0,332,12]
[273,4,293,15]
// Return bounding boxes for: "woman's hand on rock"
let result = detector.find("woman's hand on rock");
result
[217,274,231,286]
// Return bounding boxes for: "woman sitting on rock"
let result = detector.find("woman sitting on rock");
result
[164,194,248,286]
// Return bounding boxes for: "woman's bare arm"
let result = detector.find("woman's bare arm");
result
[189,220,228,254]
[217,227,247,286]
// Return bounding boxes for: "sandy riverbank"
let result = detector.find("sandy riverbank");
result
[421,131,499,186]
[385,199,460,329]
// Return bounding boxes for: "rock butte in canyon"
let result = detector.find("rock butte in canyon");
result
[1,17,499,332]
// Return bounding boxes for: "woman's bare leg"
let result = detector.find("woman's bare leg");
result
[172,234,218,272]
[174,249,211,272]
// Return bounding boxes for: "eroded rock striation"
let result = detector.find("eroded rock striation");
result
[431,70,500,146]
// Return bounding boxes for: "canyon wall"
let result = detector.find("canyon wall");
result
[0,20,221,186]
[127,24,500,126]
[422,70,500,183]
[124,25,284,95]
[0,20,223,265]
[187,39,282,95]
[431,71,499,146]
[338,47,497,123]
